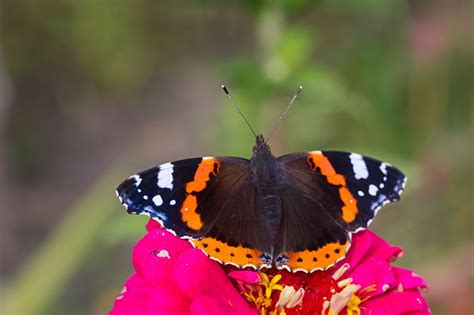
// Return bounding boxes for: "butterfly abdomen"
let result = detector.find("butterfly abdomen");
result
[260,194,283,246]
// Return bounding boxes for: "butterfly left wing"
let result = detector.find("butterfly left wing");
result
[274,150,406,272]
[116,156,272,269]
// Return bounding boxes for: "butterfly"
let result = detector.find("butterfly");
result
[116,86,406,272]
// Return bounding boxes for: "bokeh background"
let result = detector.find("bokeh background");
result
[1,1,472,314]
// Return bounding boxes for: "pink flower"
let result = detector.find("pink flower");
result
[230,230,430,315]
[109,220,257,315]
[110,220,430,315]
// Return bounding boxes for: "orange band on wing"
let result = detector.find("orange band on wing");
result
[308,151,358,223]
[180,157,221,230]
[308,152,346,186]
[186,158,220,193]
[282,240,349,271]
[339,187,358,223]
[192,237,266,268]
[181,195,202,230]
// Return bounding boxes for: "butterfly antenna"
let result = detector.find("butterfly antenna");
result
[266,85,303,143]
[221,85,257,138]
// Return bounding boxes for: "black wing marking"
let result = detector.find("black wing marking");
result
[116,157,203,237]
[321,151,406,230]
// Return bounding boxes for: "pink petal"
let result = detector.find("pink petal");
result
[190,295,226,315]
[362,289,430,315]
[109,274,151,315]
[335,230,403,278]
[228,270,262,284]
[172,248,254,311]
[363,231,403,262]
[191,295,258,315]
[145,286,191,315]
[133,228,191,287]
[111,273,193,315]
[370,269,397,296]
[336,230,373,271]
[393,267,428,290]
[146,218,162,231]
[346,257,392,288]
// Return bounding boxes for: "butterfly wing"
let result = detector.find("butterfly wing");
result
[116,156,272,269]
[274,150,406,272]
[315,150,406,230]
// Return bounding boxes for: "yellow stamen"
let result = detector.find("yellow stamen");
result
[261,273,284,299]
[346,294,363,315]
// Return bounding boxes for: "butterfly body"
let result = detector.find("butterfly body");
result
[117,135,406,272]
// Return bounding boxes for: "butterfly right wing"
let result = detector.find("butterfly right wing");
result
[273,150,406,272]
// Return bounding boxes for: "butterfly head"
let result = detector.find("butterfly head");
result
[252,134,277,168]
[253,134,271,154]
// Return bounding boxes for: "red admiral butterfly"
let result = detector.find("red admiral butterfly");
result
[116,87,406,272]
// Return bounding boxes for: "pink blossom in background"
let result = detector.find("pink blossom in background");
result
[110,220,430,315]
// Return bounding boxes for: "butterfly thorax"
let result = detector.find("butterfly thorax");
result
[250,135,285,189]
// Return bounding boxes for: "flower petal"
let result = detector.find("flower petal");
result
[190,295,257,315]
[132,228,191,287]
[172,248,255,312]
[393,267,428,290]
[190,295,224,315]
[336,230,373,270]
[110,274,150,315]
[228,270,262,284]
[346,257,392,289]
[110,273,191,315]
[362,289,430,314]
[145,286,191,315]
[145,218,162,232]
[363,231,403,263]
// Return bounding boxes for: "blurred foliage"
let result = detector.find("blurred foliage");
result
[1,1,472,315]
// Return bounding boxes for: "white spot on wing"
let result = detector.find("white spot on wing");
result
[157,163,174,189]
[349,153,369,180]
[380,162,389,175]
[153,195,163,206]
[368,184,379,196]
[170,200,176,205]
[143,195,148,200]
[358,190,364,197]
[129,174,142,187]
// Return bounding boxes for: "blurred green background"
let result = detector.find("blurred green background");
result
[0,1,472,314]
